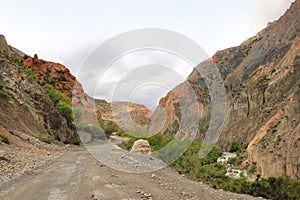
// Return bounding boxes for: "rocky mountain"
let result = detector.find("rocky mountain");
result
[0,34,153,184]
[22,54,86,102]
[0,35,75,143]
[150,0,300,179]
[21,56,151,133]
[0,35,75,184]
[95,99,151,128]
[1,36,151,141]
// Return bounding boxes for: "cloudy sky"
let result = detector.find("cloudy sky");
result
[0,0,294,108]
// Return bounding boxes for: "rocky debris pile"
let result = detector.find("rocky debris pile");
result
[130,139,151,155]
[0,145,68,186]
[0,148,63,186]
[0,127,70,186]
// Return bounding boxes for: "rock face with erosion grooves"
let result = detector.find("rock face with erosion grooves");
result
[130,139,151,154]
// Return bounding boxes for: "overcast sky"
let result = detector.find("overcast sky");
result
[0,0,294,108]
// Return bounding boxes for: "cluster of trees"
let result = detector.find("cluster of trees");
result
[168,141,300,200]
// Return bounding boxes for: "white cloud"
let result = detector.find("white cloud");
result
[80,49,193,108]
[0,0,295,109]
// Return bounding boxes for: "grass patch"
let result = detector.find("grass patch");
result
[12,55,21,66]
[36,133,53,144]
[20,66,36,81]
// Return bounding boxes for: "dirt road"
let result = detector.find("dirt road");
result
[0,149,262,200]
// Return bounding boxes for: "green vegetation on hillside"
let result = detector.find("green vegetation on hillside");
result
[20,66,36,81]
[0,134,9,144]
[167,140,300,200]
[103,121,119,136]
[11,55,36,81]
[36,133,53,144]
[43,84,74,129]
[12,55,21,66]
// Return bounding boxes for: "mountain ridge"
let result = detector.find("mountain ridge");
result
[150,0,300,179]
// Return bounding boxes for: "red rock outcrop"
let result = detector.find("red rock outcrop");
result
[0,38,74,143]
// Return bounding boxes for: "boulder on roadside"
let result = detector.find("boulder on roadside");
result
[130,139,151,155]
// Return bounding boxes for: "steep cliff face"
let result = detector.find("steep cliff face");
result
[151,0,300,179]
[95,99,151,127]
[0,37,73,143]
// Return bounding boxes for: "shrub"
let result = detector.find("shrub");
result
[12,55,21,66]
[230,141,239,152]
[56,101,73,128]
[49,77,55,84]
[104,121,119,136]
[0,134,9,144]
[69,134,81,145]
[43,84,74,128]
[169,141,223,176]
[46,67,51,74]
[43,84,62,104]
[20,66,36,81]
[36,133,52,144]
[83,123,100,134]
[60,75,67,81]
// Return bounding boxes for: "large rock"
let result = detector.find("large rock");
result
[0,35,11,58]
[130,139,151,155]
